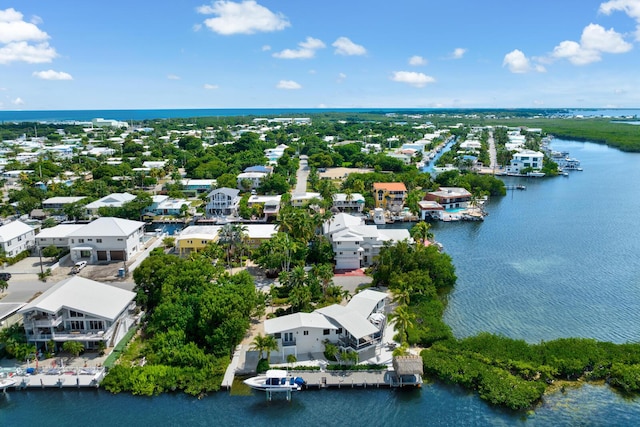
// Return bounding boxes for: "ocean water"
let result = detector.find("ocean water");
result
[3,137,640,425]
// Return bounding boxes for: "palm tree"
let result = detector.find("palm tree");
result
[410,221,433,245]
[250,334,279,362]
[312,263,334,296]
[388,305,415,345]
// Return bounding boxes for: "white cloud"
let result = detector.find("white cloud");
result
[261,44,271,51]
[203,83,219,89]
[408,55,427,66]
[551,23,632,65]
[390,71,435,87]
[32,69,73,80]
[600,0,640,40]
[193,23,202,32]
[581,23,632,53]
[30,15,43,25]
[273,36,325,59]
[167,74,181,80]
[332,37,367,56]
[450,48,467,59]
[0,8,57,64]
[0,41,56,64]
[503,49,532,73]
[197,1,290,35]
[12,97,24,105]
[276,80,301,90]
[337,72,347,83]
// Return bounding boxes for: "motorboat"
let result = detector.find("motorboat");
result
[0,374,16,391]
[243,369,305,392]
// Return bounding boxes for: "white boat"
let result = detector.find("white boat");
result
[243,369,305,392]
[0,375,17,391]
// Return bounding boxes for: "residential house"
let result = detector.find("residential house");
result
[247,195,281,220]
[243,224,278,248]
[237,171,268,190]
[19,276,136,351]
[181,179,216,195]
[143,195,190,217]
[424,187,472,210]
[36,224,85,249]
[42,196,87,212]
[84,193,136,216]
[505,149,545,175]
[333,193,365,213]
[290,192,321,208]
[264,289,387,362]
[323,213,411,269]
[0,220,36,257]
[175,225,221,256]
[205,187,240,217]
[372,182,407,213]
[67,217,145,263]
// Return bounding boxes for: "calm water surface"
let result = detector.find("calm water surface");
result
[3,138,640,426]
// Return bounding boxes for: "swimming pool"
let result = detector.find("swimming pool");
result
[445,208,466,213]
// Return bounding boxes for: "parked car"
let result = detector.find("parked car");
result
[0,272,11,281]
[71,261,87,274]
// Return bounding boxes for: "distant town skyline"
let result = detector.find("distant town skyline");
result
[2,0,640,110]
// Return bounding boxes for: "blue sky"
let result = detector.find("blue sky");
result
[1,0,640,110]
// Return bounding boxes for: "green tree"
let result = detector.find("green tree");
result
[250,333,279,361]
[388,305,415,345]
[42,245,61,260]
[62,340,85,357]
[410,221,433,245]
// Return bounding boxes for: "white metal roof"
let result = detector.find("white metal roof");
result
[68,217,145,238]
[347,289,388,318]
[0,220,34,243]
[265,312,337,334]
[36,224,85,239]
[315,305,378,339]
[42,196,87,205]
[18,276,135,321]
[84,192,136,209]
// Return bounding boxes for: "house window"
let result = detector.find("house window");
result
[336,328,343,334]
[323,329,330,335]
[274,333,281,339]
[69,320,83,330]
[117,238,123,241]
[78,239,84,243]
[303,330,309,336]
[96,239,102,243]
[88,320,103,330]
[69,310,83,317]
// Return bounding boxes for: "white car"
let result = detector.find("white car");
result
[71,261,87,274]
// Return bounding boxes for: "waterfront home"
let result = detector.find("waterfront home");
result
[372,182,407,212]
[84,192,136,216]
[505,149,544,175]
[205,187,241,217]
[42,196,87,212]
[424,187,472,210]
[0,220,36,258]
[143,195,190,217]
[418,200,445,221]
[19,276,136,352]
[247,195,282,220]
[323,213,411,270]
[237,171,268,190]
[68,217,145,263]
[181,179,216,195]
[333,193,366,213]
[264,290,387,362]
[175,225,221,256]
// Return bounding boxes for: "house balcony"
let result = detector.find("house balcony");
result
[338,334,382,352]
[30,316,63,328]
[282,339,296,347]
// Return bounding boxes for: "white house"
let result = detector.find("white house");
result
[143,195,190,216]
[237,171,268,190]
[35,224,85,249]
[19,276,136,351]
[333,193,366,213]
[205,187,240,217]
[290,192,321,208]
[0,220,35,257]
[506,149,544,175]
[84,193,136,216]
[323,213,411,270]
[42,196,87,212]
[67,217,145,263]
[264,289,387,362]
[247,195,282,220]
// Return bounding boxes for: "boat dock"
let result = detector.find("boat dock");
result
[287,369,415,389]
[3,367,106,390]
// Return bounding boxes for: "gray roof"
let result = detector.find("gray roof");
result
[315,304,378,339]
[68,217,145,238]
[42,196,87,205]
[265,312,337,334]
[85,192,136,209]
[18,276,135,321]
[347,289,387,318]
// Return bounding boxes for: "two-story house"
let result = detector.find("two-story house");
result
[0,220,36,258]
[205,187,240,217]
[84,193,136,217]
[67,217,145,263]
[424,187,472,210]
[333,193,365,213]
[372,182,407,213]
[505,149,545,175]
[19,276,136,352]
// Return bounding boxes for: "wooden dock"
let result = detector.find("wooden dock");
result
[6,368,105,389]
[293,370,392,389]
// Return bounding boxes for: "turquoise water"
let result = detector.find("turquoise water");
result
[3,137,640,425]
[445,207,466,213]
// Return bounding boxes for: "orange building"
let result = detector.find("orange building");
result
[372,182,407,211]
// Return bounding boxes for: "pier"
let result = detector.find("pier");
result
[3,367,106,390]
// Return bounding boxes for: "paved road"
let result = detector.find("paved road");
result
[294,155,309,195]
